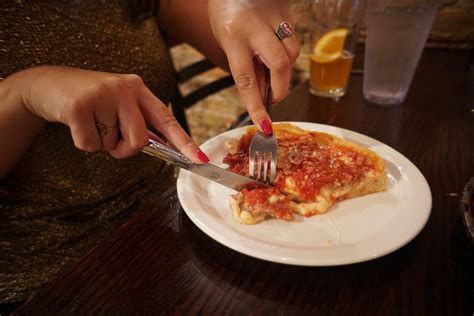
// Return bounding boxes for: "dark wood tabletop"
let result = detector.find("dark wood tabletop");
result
[16,49,474,315]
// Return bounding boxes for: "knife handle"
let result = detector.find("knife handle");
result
[141,139,193,170]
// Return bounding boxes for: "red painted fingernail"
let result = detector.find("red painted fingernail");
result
[195,149,209,163]
[271,101,277,106]
[259,119,273,136]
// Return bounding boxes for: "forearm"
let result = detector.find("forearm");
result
[0,75,45,178]
[156,0,229,70]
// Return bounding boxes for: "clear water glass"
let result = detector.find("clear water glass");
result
[363,0,440,105]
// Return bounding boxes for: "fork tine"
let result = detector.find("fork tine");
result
[249,150,255,178]
[263,152,268,182]
[248,135,278,183]
[256,151,262,180]
[270,150,277,184]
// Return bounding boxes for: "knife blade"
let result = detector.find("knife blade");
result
[141,139,273,191]
[187,163,273,191]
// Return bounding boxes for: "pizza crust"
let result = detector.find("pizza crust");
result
[230,193,267,225]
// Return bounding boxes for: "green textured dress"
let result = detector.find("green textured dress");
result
[0,0,177,303]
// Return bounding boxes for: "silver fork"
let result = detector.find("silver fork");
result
[248,66,278,184]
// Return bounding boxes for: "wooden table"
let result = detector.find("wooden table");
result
[16,49,474,314]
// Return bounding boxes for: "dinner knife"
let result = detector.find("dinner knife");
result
[141,139,273,191]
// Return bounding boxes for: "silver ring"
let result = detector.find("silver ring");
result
[96,122,116,137]
[275,21,295,40]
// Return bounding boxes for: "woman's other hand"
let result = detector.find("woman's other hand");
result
[2,66,208,164]
[207,0,300,135]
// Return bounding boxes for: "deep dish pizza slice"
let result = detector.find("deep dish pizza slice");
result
[224,123,388,224]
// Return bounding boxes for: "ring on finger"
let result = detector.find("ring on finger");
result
[96,122,116,137]
[275,21,295,41]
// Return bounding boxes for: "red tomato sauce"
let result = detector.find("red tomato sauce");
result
[241,188,293,220]
[224,130,374,202]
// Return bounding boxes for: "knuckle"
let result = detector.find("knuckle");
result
[182,138,196,151]
[124,74,144,87]
[271,55,291,71]
[103,75,127,91]
[68,95,89,116]
[224,20,239,38]
[108,151,121,159]
[130,136,148,150]
[289,45,300,61]
[75,137,101,152]
[107,146,125,158]
[109,150,129,159]
[235,73,257,91]
[125,124,149,151]
[117,145,136,157]
[163,110,179,128]
[103,139,118,151]
[272,88,288,101]
[68,84,105,114]
[249,106,268,119]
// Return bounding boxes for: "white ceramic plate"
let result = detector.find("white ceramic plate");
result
[177,122,432,266]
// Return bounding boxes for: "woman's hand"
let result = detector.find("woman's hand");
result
[207,0,300,134]
[2,66,208,164]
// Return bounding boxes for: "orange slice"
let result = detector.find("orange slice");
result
[311,28,348,63]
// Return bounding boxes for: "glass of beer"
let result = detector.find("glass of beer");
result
[309,0,365,98]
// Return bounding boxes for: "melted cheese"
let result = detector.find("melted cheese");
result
[293,196,331,216]
[284,177,298,194]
